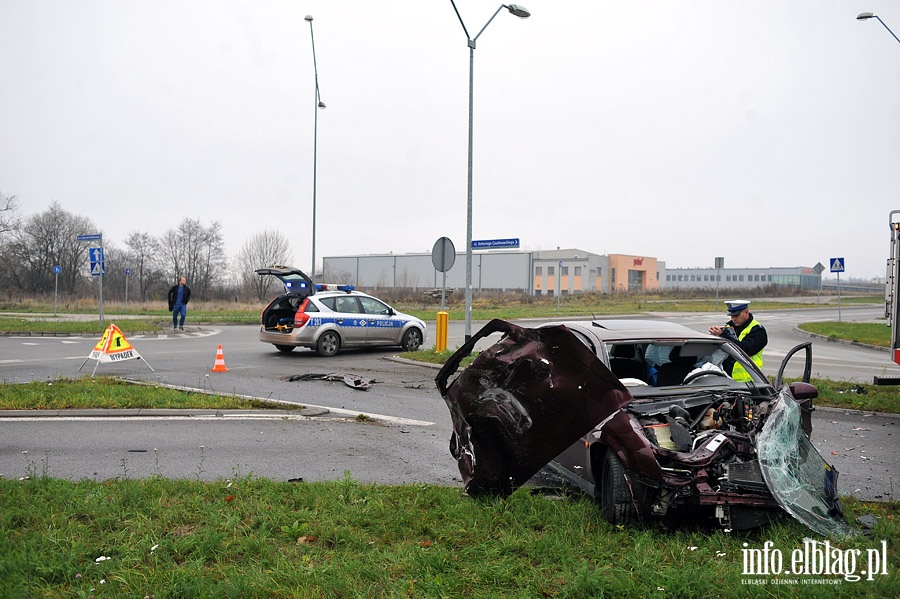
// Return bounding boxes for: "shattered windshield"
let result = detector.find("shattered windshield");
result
[757,391,858,539]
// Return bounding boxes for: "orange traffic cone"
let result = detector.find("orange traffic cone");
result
[211,344,229,372]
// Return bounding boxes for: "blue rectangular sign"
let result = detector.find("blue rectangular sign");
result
[472,238,520,249]
[89,247,106,276]
[77,233,102,241]
[829,257,845,273]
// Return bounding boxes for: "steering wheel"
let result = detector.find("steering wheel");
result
[682,369,729,385]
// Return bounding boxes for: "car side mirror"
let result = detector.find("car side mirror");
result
[789,381,817,401]
[789,381,817,438]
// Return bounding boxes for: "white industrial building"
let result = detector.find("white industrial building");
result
[323,250,821,295]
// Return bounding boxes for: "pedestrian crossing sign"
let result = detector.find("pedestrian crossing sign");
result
[829,258,845,273]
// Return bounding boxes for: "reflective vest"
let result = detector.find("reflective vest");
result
[731,319,763,382]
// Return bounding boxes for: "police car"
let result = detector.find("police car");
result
[256,266,426,357]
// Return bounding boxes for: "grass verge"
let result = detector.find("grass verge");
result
[799,322,890,348]
[1,475,897,598]
[0,377,301,411]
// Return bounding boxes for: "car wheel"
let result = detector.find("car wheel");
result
[401,328,423,352]
[599,450,639,524]
[316,331,341,357]
[275,345,295,354]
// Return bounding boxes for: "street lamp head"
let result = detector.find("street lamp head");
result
[505,4,531,18]
[317,101,326,109]
[304,14,313,22]
[857,12,875,21]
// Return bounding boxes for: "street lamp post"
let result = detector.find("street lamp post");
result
[857,12,900,45]
[448,2,530,341]
[304,15,326,281]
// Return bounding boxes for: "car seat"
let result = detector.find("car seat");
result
[655,347,697,386]
[609,344,645,381]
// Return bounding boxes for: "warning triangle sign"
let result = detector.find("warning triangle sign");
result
[79,324,154,376]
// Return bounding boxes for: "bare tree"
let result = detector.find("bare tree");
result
[0,190,18,236]
[124,231,164,301]
[235,230,293,300]
[6,202,95,294]
[160,218,226,300]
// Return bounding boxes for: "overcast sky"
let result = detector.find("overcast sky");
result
[2,0,899,281]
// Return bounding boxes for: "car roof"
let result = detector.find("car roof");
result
[559,319,715,342]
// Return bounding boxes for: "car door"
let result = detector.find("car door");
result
[323,295,367,346]
[358,296,399,344]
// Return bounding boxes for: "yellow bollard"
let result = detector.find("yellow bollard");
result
[436,311,449,352]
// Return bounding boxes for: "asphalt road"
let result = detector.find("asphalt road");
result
[0,305,897,502]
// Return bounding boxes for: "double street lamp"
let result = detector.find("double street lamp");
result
[448,2,531,340]
[304,15,326,280]
[857,12,900,45]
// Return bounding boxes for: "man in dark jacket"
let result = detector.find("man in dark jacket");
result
[167,276,191,331]
[709,299,767,381]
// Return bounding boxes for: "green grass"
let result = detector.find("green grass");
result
[405,296,880,322]
[0,292,883,334]
[0,475,896,598]
[799,322,890,348]
[0,377,302,411]
[812,378,900,413]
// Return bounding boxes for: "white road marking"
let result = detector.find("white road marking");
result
[1,412,434,426]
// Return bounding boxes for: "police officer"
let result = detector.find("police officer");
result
[709,300,767,381]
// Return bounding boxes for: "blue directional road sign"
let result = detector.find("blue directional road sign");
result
[472,238,520,249]
[53,265,61,274]
[89,247,106,276]
[830,257,845,273]
[77,233,102,242]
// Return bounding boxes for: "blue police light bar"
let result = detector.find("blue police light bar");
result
[315,283,354,292]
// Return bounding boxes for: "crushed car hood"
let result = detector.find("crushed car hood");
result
[435,319,634,496]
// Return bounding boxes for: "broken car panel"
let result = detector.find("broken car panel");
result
[436,319,856,538]
[435,319,632,496]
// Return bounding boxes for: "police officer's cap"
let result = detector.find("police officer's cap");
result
[725,300,750,314]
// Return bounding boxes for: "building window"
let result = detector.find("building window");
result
[548,266,555,276]
[574,266,581,276]
[561,266,569,275]
[739,275,744,281]
[535,266,542,276]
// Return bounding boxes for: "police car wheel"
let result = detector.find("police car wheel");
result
[402,328,422,352]
[316,331,341,357]
[275,345,295,354]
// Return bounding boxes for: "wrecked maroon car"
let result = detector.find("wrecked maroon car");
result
[436,319,856,538]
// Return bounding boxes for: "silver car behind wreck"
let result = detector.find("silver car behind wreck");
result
[435,319,857,538]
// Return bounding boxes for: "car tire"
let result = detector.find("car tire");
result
[401,328,423,352]
[315,331,341,357]
[599,450,639,524]
[275,345,295,354]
